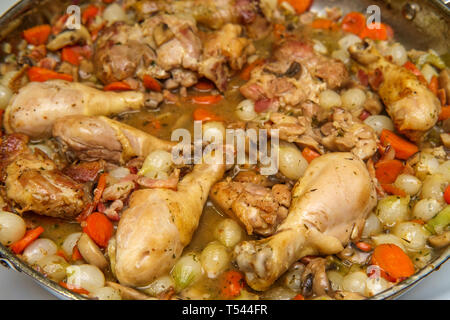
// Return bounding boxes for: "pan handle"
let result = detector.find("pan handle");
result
[0,253,19,272]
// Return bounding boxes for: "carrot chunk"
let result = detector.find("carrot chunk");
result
[143,75,162,92]
[341,12,366,35]
[82,212,113,248]
[277,0,313,15]
[371,244,415,281]
[193,108,223,122]
[439,106,450,121]
[27,67,73,82]
[302,147,320,163]
[444,185,450,204]
[220,270,245,298]
[375,159,404,184]
[380,184,407,197]
[9,226,44,254]
[61,46,82,66]
[292,294,305,300]
[359,23,394,41]
[23,25,51,46]
[240,58,265,81]
[379,129,419,160]
[191,95,223,105]
[59,281,90,295]
[311,18,338,30]
[104,81,131,91]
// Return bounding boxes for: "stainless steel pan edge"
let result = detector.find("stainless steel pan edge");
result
[0,0,449,300]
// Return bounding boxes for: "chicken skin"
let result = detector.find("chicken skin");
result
[53,115,176,165]
[349,41,441,141]
[234,152,376,291]
[4,80,151,140]
[115,160,226,287]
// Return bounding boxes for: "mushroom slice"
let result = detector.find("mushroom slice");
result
[77,233,108,269]
[47,26,92,51]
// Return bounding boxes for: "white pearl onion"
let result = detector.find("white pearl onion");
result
[90,287,122,300]
[375,196,410,227]
[364,115,394,136]
[394,174,422,196]
[0,84,12,110]
[412,198,443,222]
[362,213,383,238]
[23,238,57,265]
[203,121,225,144]
[421,174,447,203]
[214,219,243,248]
[365,276,390,296]
[392,221,430,252]
[278,142,308,180]
[371,234,407,252]
[66,264,105,292]
[103,3,128,24]
[143,275,175,296]
[200,242,230,279]
[139,150,173,178]
[236,99,257,121]
[327,270,344,291]
[0,211,26,246]
[62,232,82,257]
[386,43,407,66]
[319,89,342,110]
[341,88,366,111]
[36,255,69,282]
[342,271,367,295]
[331,49,350,64]
[421,64,438,84]
[338,34,362,51]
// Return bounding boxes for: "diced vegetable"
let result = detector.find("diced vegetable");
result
[375,159,404,184]
[403,61,427,84]
[103,82,132,91]
[240,58,264,81]
[359,23,393,41]
[371,244,415,281]
[425,205,450,234]
[277,0,312,14]
[194,79,214,91]
[27,67,73,82]
[380,184,406,197]
[192,95,223,105]
[9,226,44,254]
[428,75,439,95]
[301,147,320,163]
[143,75,162,92]
[82,212,113,248]
[379,129,419,160]
[341,12,366,35]
[445,186,450,204]
[439,106,450,121]
[82,5,101,25]
[23,24,51,45]
[416,52,447,70]
[61,46,82,66]
[292,294,305,300]
[220,270,245,298]
[311,19,338,30]
[193,108,222,122]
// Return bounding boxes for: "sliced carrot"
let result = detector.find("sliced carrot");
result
[341,12,366,35]
[428,75,439,96]
[82,4,100,25]
[27,66,73,82]
[371,244,415,282]
[23,24,51,46]
[410,219,425,225]
[93,173,108,207]
[143,75,162,92]
[52,14,69,35]
[240,58,265,81]
[192,95,223,105]
[59,281,90,295]
[104,81,131,91]
[379,129,419,160]
[193,108,222,122]
[375,159,405,184]
[311,18,338,30]
[403,61,427,84]
[220,270,245,298]
[439,106,450,121]
[355,241,372,252]
[302,147,320,163]
[380,184,407,197]
[61,46,82,66]
[9,226,44,254]
[273,23,287,40]
[194,79,214,91]
[360,23,394,41]
[277,0,313,14]
[56,250,68,261]
[71,245,83,261]
[444,185,450,204]
[83,212,113,248]
[292,294,305,300]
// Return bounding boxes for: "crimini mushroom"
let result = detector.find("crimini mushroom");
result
[77,233,108,269]
[47,26,92,51]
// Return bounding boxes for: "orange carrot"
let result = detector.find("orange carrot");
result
[444,185,450,204]
[59,281,90,295]
[104,81,131,91]
[56,250,68,261]
[93,173,108,207]
[27,67,73,82]
[428,75,439,96]
[359,23,393,41]
[439,106,450,121]
[23,25,51,46]
[61,46,82,66]
[292,294,305,300]
[355,241,372,252]
[403,61,427,84]
[192,95,223,105]
[277,0,313,14]
[371,244,415,281]
[240,58,265,81]
[341,12,366,35]
[82,5,100,25]
[311,18,338,30]
[220,270,245,298]
[193,108,222,122]
[82,212,113,248]
[143,75,162,92]
[379,129,419,160]
[410,219,425,225]
[194,79,214,91]
[9,226,44,254]
[380,184,407,197]
[273,23,287,40]
[437,89,446,106]
[302,147,320,163]
[375,159,405,184]
[71,245,83,261]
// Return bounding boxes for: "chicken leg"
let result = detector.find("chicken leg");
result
[115,160,226,287]
[4,80,156,140]
[349,41,441,142]
[234,152,376,291]
[53,115,176,165]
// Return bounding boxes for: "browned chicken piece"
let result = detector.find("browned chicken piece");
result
[0,134,85,219]
[4,80,158,140]
[320,108,378,160]
[349,41,441,141]
[94,22,156,84]
[273,40,349,89]
[115,160,226,287]
[210,171,291,236]
[199,23,255,90]
[52,115,176,165]
[234,153,376,291]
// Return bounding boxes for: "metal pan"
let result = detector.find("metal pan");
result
[0,0,448,300]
